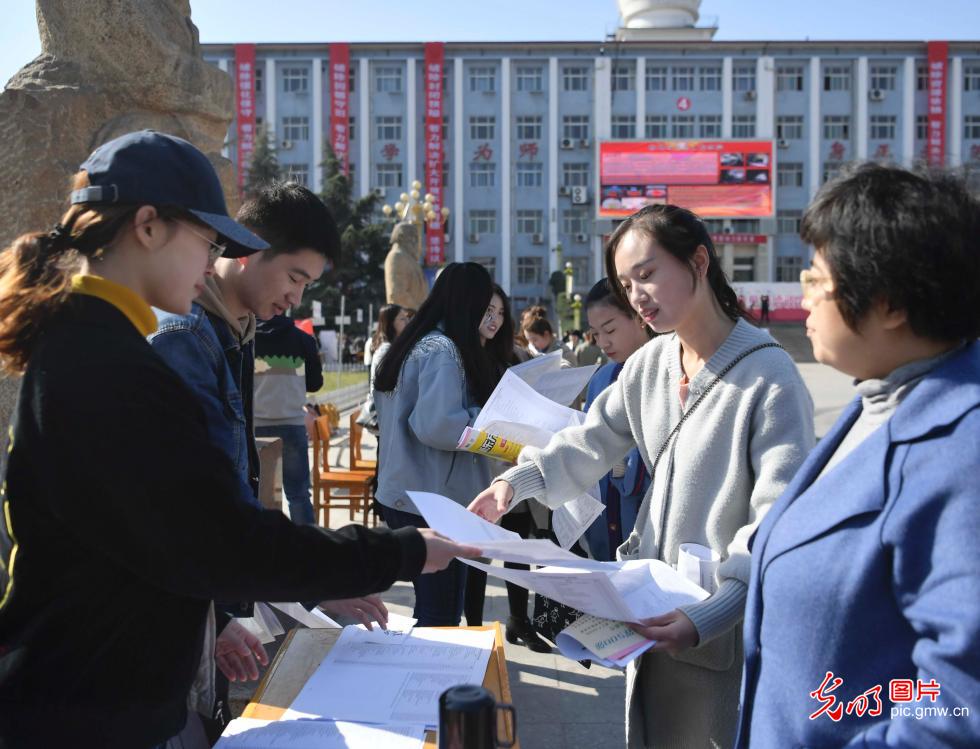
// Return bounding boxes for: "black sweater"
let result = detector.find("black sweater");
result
[0,294,425,748]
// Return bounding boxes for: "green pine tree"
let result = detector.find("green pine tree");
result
[294,143,392,332]
[244,125,281,197]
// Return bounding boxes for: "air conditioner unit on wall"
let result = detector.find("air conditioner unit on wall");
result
[468,233,481,243]
[869,88,886,102]
[578,138,591,149]
[743,90,757,101]
[560,137,574,150]
[531,233,545,245]
[558,185,570,196]
[571,186,589,205]
[777,139,790,149]
[280,140,294,150]
[574,232,589,243]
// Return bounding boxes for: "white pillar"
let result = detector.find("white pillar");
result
[755,56,775,138]
[636,57,646,138]
[501,58,512,294]
[765,237,775,283]
[722,57,733,138]
[312,58,324,192]
[950,56,963,167]
[453,57,464,263]
[407,58,417,187]
[855,56,869,160]
[219,59,231,158]
[265,58,277,140]
[359,58,370,198]
[902,56,915,167]
[809,56,821,201]
[594,57,612,140]
[548,57,559,273]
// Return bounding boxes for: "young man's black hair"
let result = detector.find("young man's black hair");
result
[237,181,342,265]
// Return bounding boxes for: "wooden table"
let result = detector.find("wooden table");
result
[242,623,518,748]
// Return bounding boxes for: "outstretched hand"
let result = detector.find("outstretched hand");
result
[467,481,514,523]
[419,528,482,573]
[628,609,699,653]
[215,619,269,683]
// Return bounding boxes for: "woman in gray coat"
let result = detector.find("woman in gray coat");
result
[470,205,815,748]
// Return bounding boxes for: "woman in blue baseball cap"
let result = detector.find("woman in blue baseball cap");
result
[0,130,478,749]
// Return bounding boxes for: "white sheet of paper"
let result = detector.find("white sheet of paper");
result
[677,543,721,595]
[554,614,656,668]
[270,602,341,629]
[285,626,495,728]
[407,491,518,543]
[235,602,286,645]
[474,370,583,440]
[530,362,599,407]
[509,349,562,389]
[214,717,424,749]
[552,486,605,549]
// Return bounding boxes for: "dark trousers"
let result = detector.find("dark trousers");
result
[464,510,536,627]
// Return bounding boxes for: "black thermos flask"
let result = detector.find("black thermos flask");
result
[438,685,517,749]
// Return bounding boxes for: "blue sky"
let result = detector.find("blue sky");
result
[3,0,978,86]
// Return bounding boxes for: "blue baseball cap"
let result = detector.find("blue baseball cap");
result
[71,130,269,258]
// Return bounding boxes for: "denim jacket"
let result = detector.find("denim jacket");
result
[149,303,260,507]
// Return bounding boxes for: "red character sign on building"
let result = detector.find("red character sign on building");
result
[874,143,890,160]
[829,141,846,161]
[926,41,948,168]
[423,42,445,266]
[234,44,257,194]
[676,96,692,111]
[329,43,351,177]
[381,143,400,162]
[519,142,539,160]
[473,143,493,162]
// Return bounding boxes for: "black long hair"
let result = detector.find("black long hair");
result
[372,303,403,349]
[374,262,497,405]
[484,283,519,380]
[604,204,748,323]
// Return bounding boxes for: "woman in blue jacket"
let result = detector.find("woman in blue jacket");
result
[581,279,653,561]
[737,164,980,747]
[374,262,499,626]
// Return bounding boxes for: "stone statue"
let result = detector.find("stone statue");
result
[0,0,235,247]
[384,221,428,311]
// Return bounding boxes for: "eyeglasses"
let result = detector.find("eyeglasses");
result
[483,307,503,322]
[799,268,834,299]
[173,219,227,263]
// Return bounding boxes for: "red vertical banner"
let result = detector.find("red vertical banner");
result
[329,43,351,176]
[424,42,446,266]
[234,44,257,194]
[926,41,948,168]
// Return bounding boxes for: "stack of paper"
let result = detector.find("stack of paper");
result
[215,717,425,749]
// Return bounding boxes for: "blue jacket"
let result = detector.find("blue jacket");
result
[149,303,260,507]
[374,331,490,514]
[737,342,980,748]
[582,361,649,561]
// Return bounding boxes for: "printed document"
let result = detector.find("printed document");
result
[214,717,424,749]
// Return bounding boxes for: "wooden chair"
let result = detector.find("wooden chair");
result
[311,416,374,526]
[348,413,378,472]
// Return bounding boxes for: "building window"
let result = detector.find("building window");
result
[469,210,497,236]
[699,65,722,91]
[374,163,402,188]
[516,66,544,93]
[672,115,695,138]
[965,116,980,140]
[732,257,755,282]
[645,115,668,138]
[776,255,803,282]
[562,162,590,187]
[611,115,636,139]
[562,115,590,141]
[703,218,724,234]
[562,208,589,234]
[472,256,496,280]
[731,218,760,233]
[375,116,403,141]
[965,65,980,92]
[349,66,356,93]
[348,116,356,141]
[442,163,449,188]
[254,65,263,93]
[469,66,496,93]
[281,116,309,141]
[469,116,496,141]
[870,115,896,140]
[646,65,668,91]
[733,64,756,92]
[916,115,928,140]
[823,115,851,140]
[823,64,851,91]
[516,256,543,285]
[516,210,544,235]
[672,66,695,91]
[732,115,756,138]
[569,256,590,286]
[777,162,804,188]
[469,162,496,188]
[699,115,722,138]
[516,162,543,187]
[822,161,843,183]
[282,66,309,93]
[347,162,356,187]
[776,115,804,140]
[563,65,590,91]
[916,63,928,91]
[612,63,635,92]
[777,209,803,234]
[516,115,542,141]
[776,64,804,92]
[869,64,897,91]
[375,65,403,93]
[282,163,309,186]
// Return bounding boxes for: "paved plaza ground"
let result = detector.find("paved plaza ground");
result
[232,322,856,747]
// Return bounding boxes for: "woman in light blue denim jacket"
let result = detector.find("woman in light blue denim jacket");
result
[374,262,499,626]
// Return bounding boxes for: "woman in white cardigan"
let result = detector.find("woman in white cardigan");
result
[470,204,815,749]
